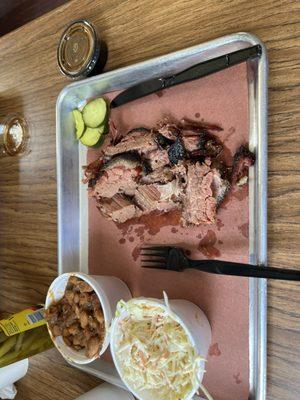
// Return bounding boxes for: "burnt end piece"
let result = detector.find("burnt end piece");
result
[168,138,186,164]
[180,127,223,159]
[231,145,256,185]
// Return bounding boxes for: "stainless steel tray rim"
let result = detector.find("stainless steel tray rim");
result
[56,31,268,400]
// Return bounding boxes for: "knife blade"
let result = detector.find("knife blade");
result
[110,44,262,108]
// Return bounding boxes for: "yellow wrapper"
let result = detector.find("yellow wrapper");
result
[0,307,46,336]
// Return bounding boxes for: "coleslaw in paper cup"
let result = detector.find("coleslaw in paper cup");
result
[110,293,212,400]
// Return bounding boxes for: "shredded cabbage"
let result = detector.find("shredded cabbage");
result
[114,295,206,400]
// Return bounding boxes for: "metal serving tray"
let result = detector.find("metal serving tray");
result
[56,32,268,400]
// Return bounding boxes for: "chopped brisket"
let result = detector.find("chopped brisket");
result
[181,130,222,158]
[211,169,230,206]
[141,161,153,175]
[181,135,201,152]
[187,136,222,158]
[210,159,230,181]
[204,138,223,157]
[157,121,180,141]
[85,118,253,227]
[155,133,174,148]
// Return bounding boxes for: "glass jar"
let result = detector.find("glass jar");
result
[0,114,30,157]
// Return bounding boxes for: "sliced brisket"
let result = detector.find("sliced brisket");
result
[98,194,139,223]
[85,118,253,227]
[182,161,217,225]
[91,156,141,199]
[140,167,174,185]
[145,149,170,170]
[139,162,187,185]
[134,180,182,213]
[104,128,157,157]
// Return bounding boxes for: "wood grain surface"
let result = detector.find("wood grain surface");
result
[0,0,299,399]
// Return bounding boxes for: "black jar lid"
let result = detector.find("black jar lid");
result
[57,19,106,79]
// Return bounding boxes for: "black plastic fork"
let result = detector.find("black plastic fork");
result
[140,246,300,281]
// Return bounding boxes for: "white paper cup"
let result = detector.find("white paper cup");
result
[0,359,29,390]
[110,297,211,400]
[45,272,131,364]
[76,383,134,400]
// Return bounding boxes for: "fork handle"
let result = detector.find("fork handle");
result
[188,259,300,281]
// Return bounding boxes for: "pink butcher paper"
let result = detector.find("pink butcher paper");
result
[88,62,250,400]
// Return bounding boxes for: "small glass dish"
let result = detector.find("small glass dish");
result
[0,114,30,158]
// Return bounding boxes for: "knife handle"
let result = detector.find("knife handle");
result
[227,44,262,65]
[165,44,262,87]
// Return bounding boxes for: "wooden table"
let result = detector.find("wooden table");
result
[0,0,299,399]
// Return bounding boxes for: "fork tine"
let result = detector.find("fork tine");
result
[141,247,170,258]
[141,245,185,271]
[141,246,171,253]
[141,254,165,260]
[140,252,166,258]
[140,247,167,269]
[141,260,167,269]
[141,255,166,261]
[141,246,171,269]
[141,260,166,266]
[140,253,165,258]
